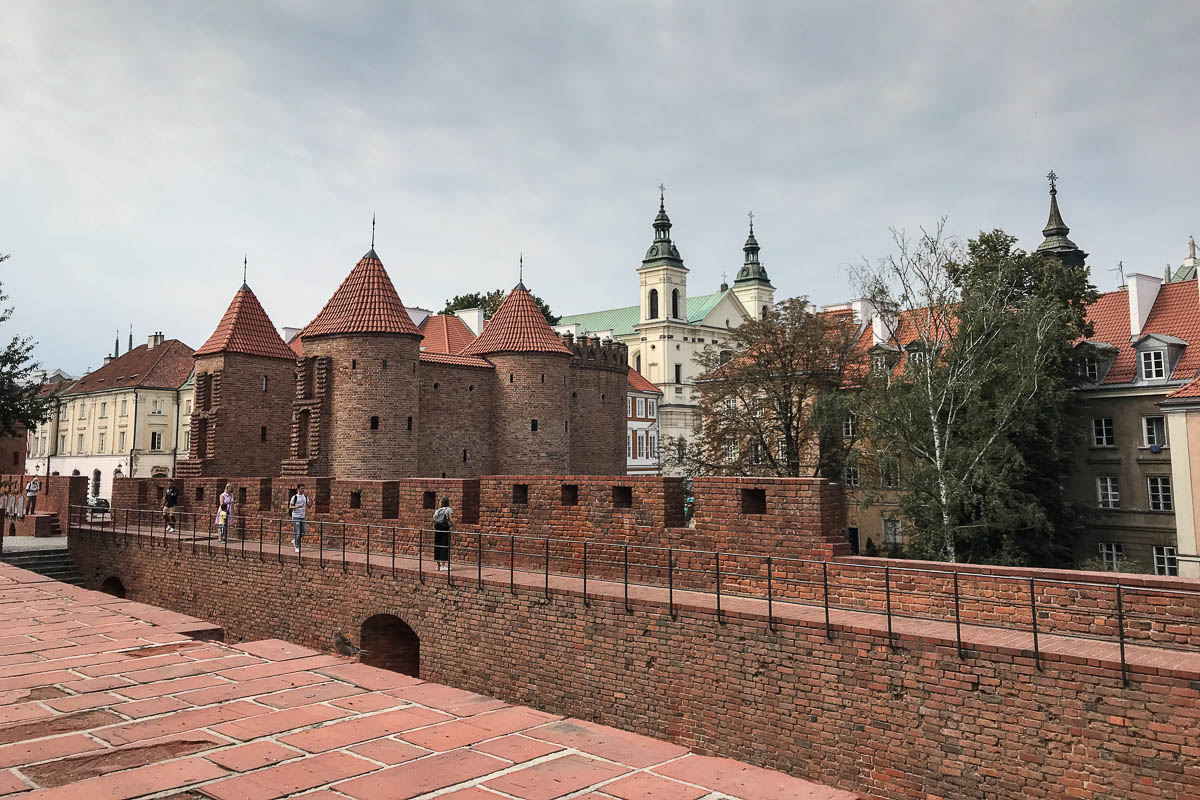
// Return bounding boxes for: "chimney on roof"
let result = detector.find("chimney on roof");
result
[147,331,165,350]
[872,313,896,347]
[1126,274,1161,338]
[849,298,875,330]
[454,308,485,337]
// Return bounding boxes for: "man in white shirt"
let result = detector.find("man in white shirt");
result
[24,475,41,517]
[289,484,308,553]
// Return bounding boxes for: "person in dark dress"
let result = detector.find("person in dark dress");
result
[432,497,452,570]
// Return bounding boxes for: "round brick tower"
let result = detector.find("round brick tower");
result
[299,248,422,479]
[461,282,573,475]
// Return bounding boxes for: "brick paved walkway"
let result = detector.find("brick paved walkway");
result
[0,563,858,799]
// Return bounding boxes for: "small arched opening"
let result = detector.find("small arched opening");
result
[91,470,101,497]
[100,576,126,598]
[647,289,659,320]
[671,289,680,319]
[359,614,420,677]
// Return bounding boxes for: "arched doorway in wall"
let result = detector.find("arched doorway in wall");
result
[91,469,101,497]
[359,614,420,677]
[100,576,126,598]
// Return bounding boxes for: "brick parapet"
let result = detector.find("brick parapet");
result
[0,474,85,536]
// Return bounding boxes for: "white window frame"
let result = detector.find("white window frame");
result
[77,433,84,451]
[1154,546,1179,576]
[842,461,860,487]
[1092,418,1114,447]
[1083,357,1098,381]
[150,431,163,451]
[883,518,901,546]
[118,431,126,451]
[1141,349,1166,380]
[99,402,107,418]
[842,413,858,439]
[120,399,128,416]
[649,433,657,458]
[1142,416,1167,448]
[1097,476,1120,509]
[627,397,633,417]
[1148,476,1173,512]
[724,397,737,415]
[1098,542,1124,570]
[97,432,105,453]
[637,432,646,459]
[647,399,656,418]
[636,397,646,418]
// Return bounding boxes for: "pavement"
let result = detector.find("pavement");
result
[0,536,68,554]
[0,562,859,799]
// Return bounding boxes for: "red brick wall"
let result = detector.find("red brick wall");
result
[0,474,85,535]
[487,353,572,475]
[302,333,422,479]
[567,343,627,475]
[417,361,493,477]
[69,530,1200,800]
[0,433,26,474]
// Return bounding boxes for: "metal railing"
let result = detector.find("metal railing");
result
[69,504,1200,685]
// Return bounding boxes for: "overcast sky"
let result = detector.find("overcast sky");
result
[2,1,1197,376]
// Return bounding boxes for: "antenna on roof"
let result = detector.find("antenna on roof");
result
[1109,260,1126,289]
[371,214,376,250]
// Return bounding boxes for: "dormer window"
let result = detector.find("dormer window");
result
[1141,350,1166,380]
[1083,358,1098,382]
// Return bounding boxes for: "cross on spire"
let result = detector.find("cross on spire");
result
[1047,170,1058,194]
[371,214,376,250]
[747,210,754,232]
[658,183,666,208]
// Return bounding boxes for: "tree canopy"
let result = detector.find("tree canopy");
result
[853,224,1097,565]
[664,297,866,478]
[443,289,559,325]
[0,254,51,438]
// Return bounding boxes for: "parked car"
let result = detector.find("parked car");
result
[87,497,110,519]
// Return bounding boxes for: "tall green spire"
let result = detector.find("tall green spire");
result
[734,212,773,286]
[1035,171,1087,271]
[642,185,685,267]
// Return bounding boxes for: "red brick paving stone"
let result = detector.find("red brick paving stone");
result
[482,754,630,800]
[335,749,507,800]
[112,695,191,719]
[0,733,105,769]
[58,676,132,694]
[209,703,352,742]
[19,756,227,800]
[20,733,224,788]
[386,683,509,717]
[74,653,194,678]
[98,701,269,746]
[205,741,301,772]
[114,674,226,701]
[315,662,422,691]
[0,671,76,691]
[329,692,406,713]
[280,705,453,753]
[120,654,263,684]
[347,737,428,766]
[438,789,509,799]
[177,671,329,707]
[218,655,342,683]
[44,692,123,713]
[525,720,689,769]
[600,771,709,800]
[0,709,122,745]
[402,706,562,752]
[653,755,861,800]
[471,734,566,764]
[200,750,376,800]
[257,681,363,709]
[227,639,320,661]
[0,702,50,725]
[0,769,29,795]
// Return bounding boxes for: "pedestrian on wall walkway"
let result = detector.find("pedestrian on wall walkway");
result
[216,483,235,543]
[289,484,308,553]
[162,481,179,532]
[433,497,452,570]
[24,473,40,517]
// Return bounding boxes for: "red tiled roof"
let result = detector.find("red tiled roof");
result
[418,351,494,369]
[1084,279,1200,385]
[460,283,571,356]
[1166,377,1200,399]
[65,340,194,394]
[195,285,297,360]
[627,367,661,394]
[301,250,421,338]
[418,314,476,355]
[287,335,303,358]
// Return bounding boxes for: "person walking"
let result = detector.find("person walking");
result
[289,484,308,553]
[432,497,452,570]
[216,483,235,543]
[24,473,40,518]
[163,481,179,532]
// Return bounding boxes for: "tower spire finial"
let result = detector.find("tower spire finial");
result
[242,254,247,287]
[1047,170,1058,195]
[658,183,666,210]
[519,252,523,283]
[371,214,376,250]
[747,209,754,233]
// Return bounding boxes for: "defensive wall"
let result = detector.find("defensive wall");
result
[0,473,85,537]
[72,473,1200,799]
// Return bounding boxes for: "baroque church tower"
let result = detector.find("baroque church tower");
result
[1035,171,1088,271]
[638,188,688,325]
[731,214,775,319]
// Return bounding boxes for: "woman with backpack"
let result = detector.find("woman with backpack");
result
[432,497,452,571]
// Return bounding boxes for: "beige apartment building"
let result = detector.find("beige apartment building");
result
[27,333,194,499]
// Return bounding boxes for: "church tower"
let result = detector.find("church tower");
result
[638,188,688,325]
[1035,171,1088,271]
[731,214,775,318]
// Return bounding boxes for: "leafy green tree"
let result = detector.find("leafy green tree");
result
[0,254,51,437]
[854,224,1095,565]
[663,298,865,478]
[443,289,559,325]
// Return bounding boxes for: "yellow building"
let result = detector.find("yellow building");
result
[27,333,194,500]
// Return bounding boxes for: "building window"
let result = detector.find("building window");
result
[628,397,633,416]
[1154,546,1179,576]
[908,350,929,368]
[59,435,66,452]
[842,460,860,487]
[871,353,888,373]
[1142,416,1167,448]
[883,519,901,547]
[637,432,646,459]
[1148,476,1173,511]
[150,431,163,451]
[99,402,107,418]
[881,457,899,489]
[671,289,680,319]
[118,431,126,451]
[674,364,682,384]
[78,405,85,419]
[185,400,192,414]
[648,399,656,418]
[628,433,634,459]
[1098,542,1124,570]
[60,406,68,421]
[151,399,165,415]
[77,433,84,451]
[370,416,379,430]
[262,375,268,391]
[635,354,642,373]
[1083,358,1098,381]
[121,399,128,416]
[1092,418,1115,447]
[636,397,646,417]
[1097,476,1120,509]
[98,432,106,452]
[1141,350,1166,380]
[748,439,763,463]
[842,413,858,439]
[649,434,657,458]
[648,289,659,319]
[723,397,737,415]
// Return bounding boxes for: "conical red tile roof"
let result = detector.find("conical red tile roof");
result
[302,249,421,338]
[461,283,571,356]
[195,284,297,360]
[418,314,476,355]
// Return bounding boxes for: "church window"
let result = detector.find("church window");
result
[648,289,659,319]
[674,364,682,384]
[635,354,642,373]
[672,289,680,319]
